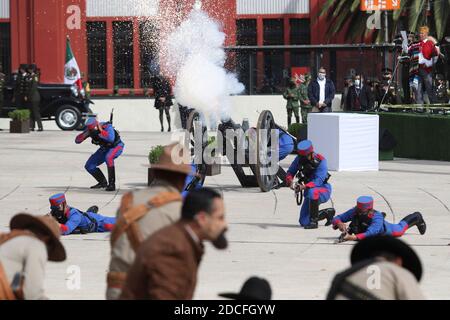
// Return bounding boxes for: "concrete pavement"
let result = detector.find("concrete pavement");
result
[0,130,449,299]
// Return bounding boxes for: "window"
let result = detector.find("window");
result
[0,23,11,74]
[139,20,159,88]
[263,19,284,45]
[87,22,107,89]
[113,21,134,88]
[236,19,257,94]
[236,19,257,46]
[290,19,310,45]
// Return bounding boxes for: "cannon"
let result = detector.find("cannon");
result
[184,109,298,192]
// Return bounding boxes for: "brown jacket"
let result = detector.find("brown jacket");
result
[106,181,182,300]
[120,221,204,300]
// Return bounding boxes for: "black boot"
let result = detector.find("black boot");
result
[105,166,116,192]
[167,114,171,132]
[86,206,99,213]
[295,115,300,124]
[401,212,426,235]
[304,200,319,229]
[318,208,336,226]
[90,169,107,189]
[288,116,292,127]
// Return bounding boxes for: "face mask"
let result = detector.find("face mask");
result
[212,229,228,250]
[354,80,361,87]
[318,73,326,80]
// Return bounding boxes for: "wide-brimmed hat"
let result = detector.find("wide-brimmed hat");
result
[147,143,192,175]
[10,213,66,262]
[351,236,422,281]
[219,277,272,300]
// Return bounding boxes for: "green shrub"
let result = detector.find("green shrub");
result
[288,123,307,137]
[148,145,164,164]
[8,109,30,121]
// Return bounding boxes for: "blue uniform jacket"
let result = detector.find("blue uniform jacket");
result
[75,122,121,147]
[286,153,329,188]
[278,131,295,161]
[60,207,105,235]
[332,208,386,240]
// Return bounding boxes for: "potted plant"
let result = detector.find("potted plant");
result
[9,109,31,134]
[148,145,164,186]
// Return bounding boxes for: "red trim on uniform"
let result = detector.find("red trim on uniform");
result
[312,187,328,200]
[106,146,123,167]
[332,219,342,226]
[60,224,68,233]
[298,145,314,156]
[286,174,293,185]
[316,154,324,161]
[391,224,409,237]
[305,182,316,188]
[357,201,373,210]
[100,130,109,138]
[356,233,366,240]
[103,223,114,231]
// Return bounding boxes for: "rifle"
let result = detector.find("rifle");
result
[294,171,306,206]
[110,108,114,125]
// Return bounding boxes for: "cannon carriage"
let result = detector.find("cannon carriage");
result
[184,109,298,192]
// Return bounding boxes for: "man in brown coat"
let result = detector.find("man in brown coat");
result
[106,143,192,300]
[121,188,228,300]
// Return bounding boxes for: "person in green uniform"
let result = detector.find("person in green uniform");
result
[298,74,311,124]
[25,64,43,132]
[283,78,301,126]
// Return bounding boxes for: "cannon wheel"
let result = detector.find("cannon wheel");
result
[255,110,277,192]
[185,109,207,185]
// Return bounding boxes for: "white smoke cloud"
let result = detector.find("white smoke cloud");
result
[164,8,245,123]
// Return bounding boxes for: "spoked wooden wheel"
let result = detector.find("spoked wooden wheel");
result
[185,109,208,184]
[255,110,277,192]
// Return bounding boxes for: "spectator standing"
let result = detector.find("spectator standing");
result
[308,67,336,113]
[416,26,440,104]
[152,75,173,132]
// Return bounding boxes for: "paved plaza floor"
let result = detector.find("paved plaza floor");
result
[1,130,450,299]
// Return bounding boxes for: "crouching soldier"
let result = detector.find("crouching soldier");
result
[75,117,124,191]
[49,193,116,235]
[0,213,66,300]
[332,196,426,242]
[286,140,335,229]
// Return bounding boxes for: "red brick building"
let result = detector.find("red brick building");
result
[0,0,387,95]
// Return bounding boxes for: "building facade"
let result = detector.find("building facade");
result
[0,0,386,95]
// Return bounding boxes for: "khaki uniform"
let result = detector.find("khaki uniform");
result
[0,234,48,300]
[333,260,425,300]
[298,83,311,124]
[106,180,182,300]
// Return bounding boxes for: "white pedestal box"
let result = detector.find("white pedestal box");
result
[307,113,379,171]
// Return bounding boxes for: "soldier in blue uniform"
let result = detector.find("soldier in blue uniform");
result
[286,140,334,229]
[49,193,116,235]
[75,117,124,191]
[332,196,427,241]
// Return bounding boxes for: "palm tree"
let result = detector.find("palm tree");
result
[320,0,450,43]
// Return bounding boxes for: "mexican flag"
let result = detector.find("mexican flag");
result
[64,37,82,89]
